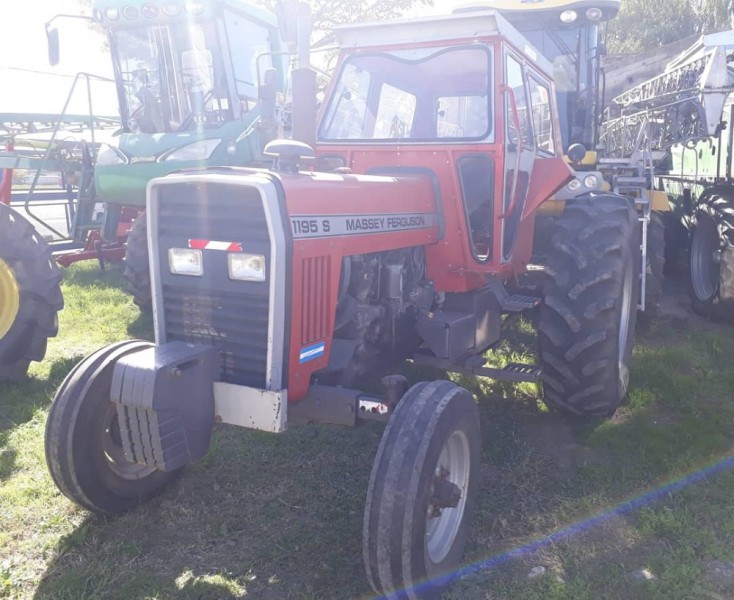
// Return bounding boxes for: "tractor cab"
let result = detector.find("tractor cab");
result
[316,11,573,289]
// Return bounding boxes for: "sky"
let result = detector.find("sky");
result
[0,0,454,118]
[0,1,116,115]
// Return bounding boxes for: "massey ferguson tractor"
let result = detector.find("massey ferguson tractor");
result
[45,10,640,599]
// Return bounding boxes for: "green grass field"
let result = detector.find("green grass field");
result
[1,261,734,599]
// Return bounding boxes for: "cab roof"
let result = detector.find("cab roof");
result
[334,10,553,78]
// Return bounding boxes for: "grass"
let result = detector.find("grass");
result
[2,262,734,599]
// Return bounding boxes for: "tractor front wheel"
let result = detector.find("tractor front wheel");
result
[688,192,734,320]
[124,211,152,311]
[363,380,480,600]
[539,194,640,417]
[0,204,63,381]
[45,340,179,513]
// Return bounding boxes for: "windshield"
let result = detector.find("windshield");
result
[319,46,492,143]
[514,24,598,150]
[113,21,231,133]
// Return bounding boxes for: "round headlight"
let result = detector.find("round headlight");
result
[162,2,182,16]
[560,9,578,23]
[122,6,139,19]
[184,1,205,14]
[105,7,120,20]
[141,3,159,18]
[586,7,603,21]
[583,174,599,189]
[568,179,582,192]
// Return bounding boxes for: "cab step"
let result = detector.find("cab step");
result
[412,353,541,383]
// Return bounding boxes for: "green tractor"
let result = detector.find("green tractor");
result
[48,0,294,308]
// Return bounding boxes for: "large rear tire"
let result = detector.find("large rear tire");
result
[688,191,734,321]
[45,340,179,514]
[363,380,480,600]
[0,204,63,381]
[124,211,152,312]
[539,194,640,417]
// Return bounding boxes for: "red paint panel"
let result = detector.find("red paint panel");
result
[522,155,574,220]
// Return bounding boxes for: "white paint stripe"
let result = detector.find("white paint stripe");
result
[205,241,232,250]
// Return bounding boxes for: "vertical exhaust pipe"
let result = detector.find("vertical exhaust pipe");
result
[277,1,317,146]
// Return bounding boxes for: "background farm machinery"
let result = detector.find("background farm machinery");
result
[601,30,734,320]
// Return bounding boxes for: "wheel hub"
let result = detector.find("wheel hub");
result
[101,405,156,480]
[430,468,462,516]
[425,430,471,564]
[0,258,20,339]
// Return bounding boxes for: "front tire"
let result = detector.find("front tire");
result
[0,204,63,381]
[688,191,734,320]
[363,380,480,600]
[45,340,179,514]
[539,194,640,417]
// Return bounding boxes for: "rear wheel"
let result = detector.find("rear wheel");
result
[363,380,480,600]
[124,211,152,312]
[688,192,734,321]
[0,204,63,381]
[45,340,179,514]
[539,194,640,417]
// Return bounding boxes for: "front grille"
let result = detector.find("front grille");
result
[301,256,331,344]
[156,180,272,387]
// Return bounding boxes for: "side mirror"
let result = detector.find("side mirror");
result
[275,0,299,44]
[46,27,60,66]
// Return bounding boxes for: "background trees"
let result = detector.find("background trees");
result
[608,0,732,54]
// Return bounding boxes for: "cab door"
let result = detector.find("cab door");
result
[501,50,535,262]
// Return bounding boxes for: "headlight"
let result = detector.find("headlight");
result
[141,3,159,18]
[560,9,578,23]
[228,253,266,282]
[568,179,581,192]
[159,139,222,162]
[185,0,205,14]
[122,6,139,19]
[162,2,182,16]
[105,7,120,20]
[586,7,603,21]
[169,248,203,276]
[583,174,599,189]
[96,143,127,166]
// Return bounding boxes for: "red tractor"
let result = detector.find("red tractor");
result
[45,9,640,599]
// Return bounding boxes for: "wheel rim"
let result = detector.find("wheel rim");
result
[100,403,156,480]
[425,429,471,565]
[691,214,720,302]
[0,258,20,339]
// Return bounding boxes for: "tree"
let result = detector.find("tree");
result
[607,0,733,54]
[256,0,433,46]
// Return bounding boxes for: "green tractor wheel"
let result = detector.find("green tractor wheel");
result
[0,204,63,381]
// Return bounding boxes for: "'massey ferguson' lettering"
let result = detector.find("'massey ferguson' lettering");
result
[290,213,434,239]
[346,217,384,231]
